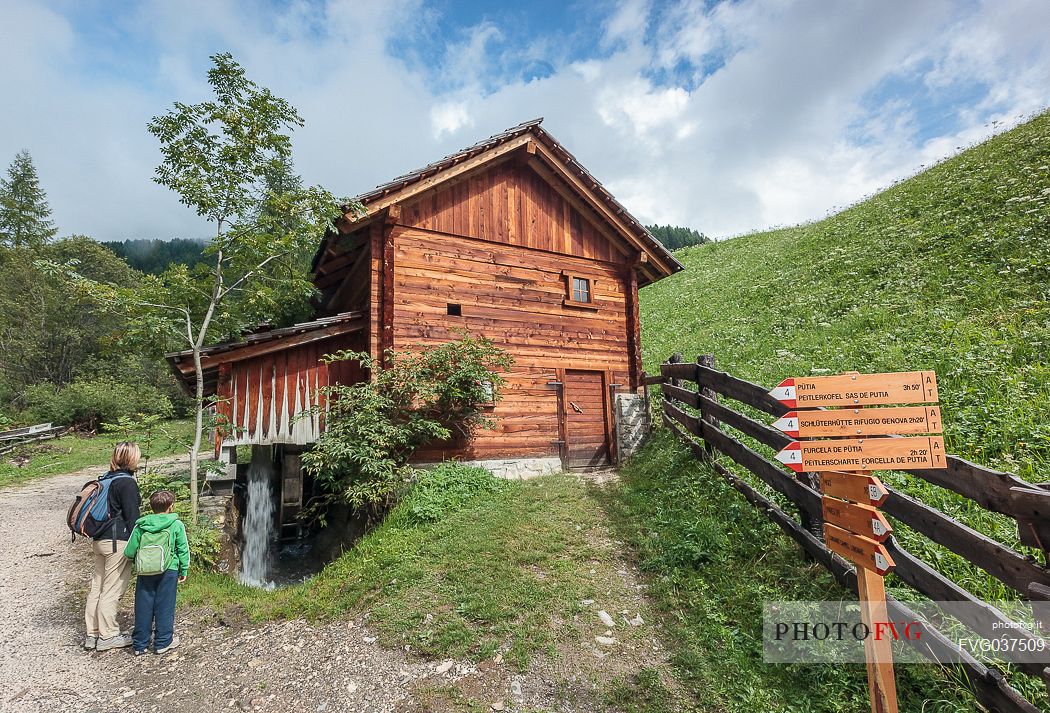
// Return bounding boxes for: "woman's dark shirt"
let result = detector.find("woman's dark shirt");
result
[91,470,141,542]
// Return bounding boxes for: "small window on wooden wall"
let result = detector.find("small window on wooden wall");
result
[562,272,599,310]
[572,277,590,303]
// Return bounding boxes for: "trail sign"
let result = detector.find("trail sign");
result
[775,436,946,473]
[822,496,892,542]
[819,471,889,507]
[769,371,938,408]
[824,524,895,576]
[772,406,942,438]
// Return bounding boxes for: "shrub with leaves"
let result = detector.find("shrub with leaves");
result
[302,335,513,514]
[24,375,173,430]
[399,462,509,525]
[136,470,221,569]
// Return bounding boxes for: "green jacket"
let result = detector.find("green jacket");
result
[124,513,190,577]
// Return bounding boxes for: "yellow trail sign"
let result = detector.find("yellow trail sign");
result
[769,371,938,408]
[822,496,892,542]
[772,406,942,438]
[824,524,895,576]
[819,471,889,507]
[776,436,946,473]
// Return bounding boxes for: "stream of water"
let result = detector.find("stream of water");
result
[240,448,275,589]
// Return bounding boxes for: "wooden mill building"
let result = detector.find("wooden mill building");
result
[168,119,682,482]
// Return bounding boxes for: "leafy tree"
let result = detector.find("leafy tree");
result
[79,53,350,518]
[303,336,513,516]
[0,150,57,249]
[0,236,139,404]
[647,224,709,250]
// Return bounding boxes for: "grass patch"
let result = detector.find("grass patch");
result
[0,418,195,488]
[605,668,679,713]
[182,474,614,669]
[604,432,984,713]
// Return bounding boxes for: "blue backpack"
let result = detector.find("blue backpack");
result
[67,471,134,543]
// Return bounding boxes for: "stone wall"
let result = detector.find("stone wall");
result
[615,393,650,461]
[415,456,564,480]
[199,493,240,575]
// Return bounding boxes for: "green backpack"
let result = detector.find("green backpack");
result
[135,527,174,575]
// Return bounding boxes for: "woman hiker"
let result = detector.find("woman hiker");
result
[84,442,141,651]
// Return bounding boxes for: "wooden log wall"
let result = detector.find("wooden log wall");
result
[656,358,1050,713]
[392,227,632,461]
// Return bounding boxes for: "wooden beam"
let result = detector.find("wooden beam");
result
[603,369,617,464]
[191,321,365,372]
[624,265,641,391]
[368,221,383,360]
[324,240,372,311]
[314,233,370,281]
[380,223,397,366]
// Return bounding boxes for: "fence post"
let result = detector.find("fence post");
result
[697,354,718,456]
[667,353,683,404]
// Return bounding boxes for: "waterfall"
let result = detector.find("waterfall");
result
[240,448,275,589]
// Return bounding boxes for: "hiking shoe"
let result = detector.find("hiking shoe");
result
[83,635,97,650]
[154,635,181,655]
[96,634,133,652]
[133,649,148,657]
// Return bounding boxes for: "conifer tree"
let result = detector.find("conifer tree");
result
[0,150,57,249]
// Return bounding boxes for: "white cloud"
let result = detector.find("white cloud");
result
[0,0,1047,241]
[597,79,691,138]
[430,102,473,138]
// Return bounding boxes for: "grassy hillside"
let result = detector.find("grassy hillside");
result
[641,112,1049,482]
[620,112,1050,711]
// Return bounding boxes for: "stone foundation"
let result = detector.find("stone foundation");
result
[415,456,564,480]
[199,493,241,575]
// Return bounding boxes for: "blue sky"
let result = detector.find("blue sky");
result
[1,0,1048,241]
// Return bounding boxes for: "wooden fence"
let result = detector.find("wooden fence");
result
[0,422,65,457]
[650,354,1050,713]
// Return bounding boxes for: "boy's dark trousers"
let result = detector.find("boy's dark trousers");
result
[132,570,178,651]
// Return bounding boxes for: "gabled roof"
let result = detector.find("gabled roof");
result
[165,311,365,396]
[313,119,683,286]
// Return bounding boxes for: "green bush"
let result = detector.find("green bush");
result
[137,470,221,570]
[399,462,509,525]
[303,335,513,513]
[24,375,173,430]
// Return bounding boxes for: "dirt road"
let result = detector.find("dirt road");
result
[0,462,682,713]
[0,467,123,712]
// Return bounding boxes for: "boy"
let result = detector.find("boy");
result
[123,489,190,656]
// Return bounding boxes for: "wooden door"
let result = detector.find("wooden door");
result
[563,370,610,469]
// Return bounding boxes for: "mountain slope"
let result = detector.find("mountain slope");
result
[613,112,1050,712]
[641,111,1049,481]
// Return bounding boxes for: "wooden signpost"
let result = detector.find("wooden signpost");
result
[822,497,892,543]
[772,406,942,438]
[824,523,895,574]
[767,370,946,713]
[774,435,946,472]
[769,371,938,408]
[819,471,889,507]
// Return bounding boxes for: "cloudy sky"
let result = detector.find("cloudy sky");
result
[2,0,1048,241]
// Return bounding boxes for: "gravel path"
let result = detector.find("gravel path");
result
[0,461,685,713]
[0,467,121,712]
